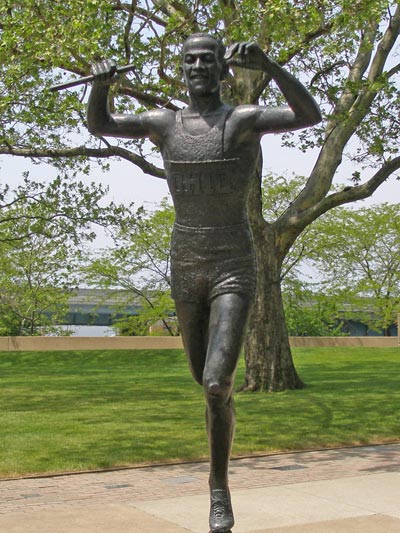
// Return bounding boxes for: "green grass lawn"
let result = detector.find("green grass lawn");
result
[0,347,399,478]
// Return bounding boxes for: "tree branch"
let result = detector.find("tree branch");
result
[0,193,42,211]
[280,242,307,281]
[283,22,335,66]
[150,0,197,29]
[348,3,400,120]
[157,27,189,91]
[110,0,167,27]
[331,21,378,119]
[117,84,180,110]
[296,156,400,228]
[367,3,400,84]
[275,155,400,257]
[0,145,166,179]
[250,21,335,104]
[123,0,136,63]
[279,8,400,229]
[386,62,400,78]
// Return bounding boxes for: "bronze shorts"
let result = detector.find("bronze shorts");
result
[170,222,257,303]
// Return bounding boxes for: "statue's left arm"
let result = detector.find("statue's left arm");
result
[226,42,322,133]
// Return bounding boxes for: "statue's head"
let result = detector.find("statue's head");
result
[182,34,228,96]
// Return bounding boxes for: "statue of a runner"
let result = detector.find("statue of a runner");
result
[87,34,321,533]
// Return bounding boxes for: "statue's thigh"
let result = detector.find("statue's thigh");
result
[175,300,210,385]
[205,293,251,382]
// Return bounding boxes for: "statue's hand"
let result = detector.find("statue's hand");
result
[225,42,273,73]
[91,59,118,85]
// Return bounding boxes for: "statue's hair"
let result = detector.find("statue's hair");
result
[182,33,226,62]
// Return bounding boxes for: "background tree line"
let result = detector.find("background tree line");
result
[1,180,398,339]
[0,175,133,335]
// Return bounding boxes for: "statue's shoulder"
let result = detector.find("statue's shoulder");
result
[230,104,261,119]
[142,108,176,136]
[145,108,176,122]
[228,105,264,132]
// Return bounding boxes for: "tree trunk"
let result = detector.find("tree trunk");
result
[241,163,304,392]
[241,234,304,392]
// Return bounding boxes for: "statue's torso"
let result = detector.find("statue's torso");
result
[161,106,260,227]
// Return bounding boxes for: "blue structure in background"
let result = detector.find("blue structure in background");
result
[65,289,141,328]
[65,289,398,337]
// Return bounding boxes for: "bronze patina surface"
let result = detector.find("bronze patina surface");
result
[87,34,321,532]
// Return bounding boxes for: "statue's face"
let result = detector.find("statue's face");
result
[182,36,224,96]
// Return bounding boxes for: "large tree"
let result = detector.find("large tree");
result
[0,1,399,390]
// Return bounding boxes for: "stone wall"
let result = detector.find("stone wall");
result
[0,335,398,351]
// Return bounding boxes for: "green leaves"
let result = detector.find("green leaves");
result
[308,203,400,334]
[0,175,132,335]
[0,0,398,176]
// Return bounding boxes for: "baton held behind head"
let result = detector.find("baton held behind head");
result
[49,63,136,92]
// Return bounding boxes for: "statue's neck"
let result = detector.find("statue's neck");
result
[187,91,224,116]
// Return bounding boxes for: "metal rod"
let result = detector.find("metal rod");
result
[49,63,137,92]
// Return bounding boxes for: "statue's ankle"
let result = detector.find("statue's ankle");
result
[209,488,234,533]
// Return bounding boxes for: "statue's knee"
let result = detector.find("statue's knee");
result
[203,378,232,404]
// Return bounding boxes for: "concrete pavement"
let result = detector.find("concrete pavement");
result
[0,443,399,532]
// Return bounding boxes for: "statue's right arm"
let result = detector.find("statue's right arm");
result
[87,60,173,140]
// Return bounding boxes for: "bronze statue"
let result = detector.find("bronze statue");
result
[87,34,321,533]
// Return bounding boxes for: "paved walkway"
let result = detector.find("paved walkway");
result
[0,443,399,532]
